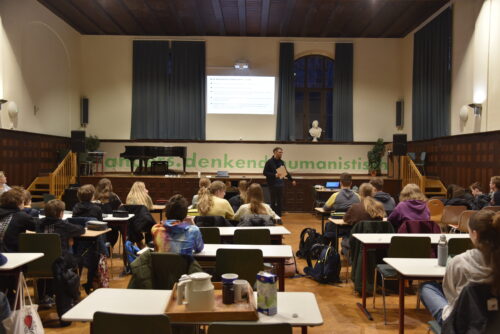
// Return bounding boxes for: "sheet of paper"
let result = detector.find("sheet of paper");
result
[276,166,287,179]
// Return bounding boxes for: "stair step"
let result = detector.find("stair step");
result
[35,184,49,189]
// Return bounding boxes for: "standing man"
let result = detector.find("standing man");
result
[263,147,296,216]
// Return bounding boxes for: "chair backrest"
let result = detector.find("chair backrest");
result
[43,193,56,203]
[441,206,467,225]
[93,312,171,334]
[150,253,191,289]
[407,152,416,161]
[67,216,94,227]
[398,220,441,234]
[199,227,221,244]
[195,215,232,227]
[233,229,271,245]
[215,249,263,286]
[207,323,292,334]
[18,233,62,278]
[120,204,146,215]
[237,214,275,227]
[351,220,395,234]
[388,236,431,258]
[482,206,500,212]
[448,238,473,256]
[427,199,445,221]
[457,210,478,233]
[419,152,427,162]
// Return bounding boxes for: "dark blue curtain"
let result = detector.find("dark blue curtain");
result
[412,8,452,140]
[131,40,206,140]
[276,42,295,141]
[332,43,353,142]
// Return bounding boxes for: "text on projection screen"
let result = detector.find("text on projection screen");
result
[207,76,275,115]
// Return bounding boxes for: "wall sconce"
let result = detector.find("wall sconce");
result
[468,103,482,116]
[0,99,7,106]
[234,60,249,70]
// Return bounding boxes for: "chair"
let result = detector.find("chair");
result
[427,199,445,224]
[215,249,263,286]
[407,152,416,161]
[454,210,477,233]
[397,220,441,234]
[93,312,171,334]
[194,215,232,227]
[482,206,500,212]
[233,229,271,245]
[18,233,62,302]
[207,323,292,334]
[440,206,467,232]
[199,227,221,244]
[150,160,169,175]
[373,236,431,324]
[120,204,155,243]
[448,238,473,257]
[415,152,427,174]
[150,253,191,289]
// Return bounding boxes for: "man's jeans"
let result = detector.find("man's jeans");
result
[420,281,448,325]
[0,292,11,334]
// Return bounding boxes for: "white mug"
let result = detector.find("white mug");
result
[233,279,249,303]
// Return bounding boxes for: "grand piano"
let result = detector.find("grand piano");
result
[119,146,187,174]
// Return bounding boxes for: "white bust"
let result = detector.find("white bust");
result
[309,120,322,142]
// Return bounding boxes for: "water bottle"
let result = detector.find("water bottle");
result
[437,235,448,266]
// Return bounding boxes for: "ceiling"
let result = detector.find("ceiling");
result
[37,0,448,38]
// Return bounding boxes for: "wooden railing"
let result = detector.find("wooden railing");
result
[49,151,77,199]
[400,155,425,192]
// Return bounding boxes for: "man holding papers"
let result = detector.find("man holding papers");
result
[263,147,296,216]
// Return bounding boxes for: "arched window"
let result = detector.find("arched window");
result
[294,55,334,140]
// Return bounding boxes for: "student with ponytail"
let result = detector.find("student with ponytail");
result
[233,183,279,221]
[420,210,500,325]
[191,177,211,209]
[197,181,234,219]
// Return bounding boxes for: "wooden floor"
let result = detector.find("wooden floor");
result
[41,212,433,333]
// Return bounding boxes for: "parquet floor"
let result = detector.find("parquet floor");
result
[41,212,433,333]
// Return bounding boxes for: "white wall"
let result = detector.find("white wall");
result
[0,0,81,136]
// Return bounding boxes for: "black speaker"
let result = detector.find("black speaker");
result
[393,134,407,156]
[81,97,89,126]
[71,130,86,153]
[396,100,404,127]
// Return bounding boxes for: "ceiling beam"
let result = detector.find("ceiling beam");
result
[381,2,415,37]
[238,0,246,36]
[320,1,339,37]
[211,0,226,36]
[260,0,270,36]
[279,0,296,36]
[301,0,320,37]
[192,0,207,35]
[359,2,389,37]
[167,0,185,35]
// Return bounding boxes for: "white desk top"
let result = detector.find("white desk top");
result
[62,288,323,326]
[383,258,446,278]
[0,253,44,271]
[195,244,293,258]
[215,226,291,236]
[41,213,134,221]
[352,233,470,244]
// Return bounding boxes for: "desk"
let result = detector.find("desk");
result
[384,258,445,334]
[195,244,292,292]
[217,226,291,244]
[77,228,112,238]
[0,253,44,271]
[151,204,166,221]
[103,214,134,271]
[352,233,470,321]
[314,207,331,233]
[62,288,323,333]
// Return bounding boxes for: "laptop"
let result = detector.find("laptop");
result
[325,181,340,190]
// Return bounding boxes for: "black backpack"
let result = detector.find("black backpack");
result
[296,228,323,259]
[303,242,342,284]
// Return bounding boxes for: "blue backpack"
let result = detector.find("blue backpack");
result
[303,242,342,284]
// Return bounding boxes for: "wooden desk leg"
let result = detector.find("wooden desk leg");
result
[356,245,373,320]
[277,259,285,291]
[301,326,308,334]
[399,277,405,334]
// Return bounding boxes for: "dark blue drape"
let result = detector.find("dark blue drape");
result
[131,40,206,140]
[332,43,353,142]
[276,42,295,141]
[412,8,452,140]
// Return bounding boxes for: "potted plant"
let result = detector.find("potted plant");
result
[85,135,100,152]
[367,138,385,176]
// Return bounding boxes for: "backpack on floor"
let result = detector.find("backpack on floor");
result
[303,242,342,284]
[296,228,323,259]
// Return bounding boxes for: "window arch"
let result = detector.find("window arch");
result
[294,55,334,141]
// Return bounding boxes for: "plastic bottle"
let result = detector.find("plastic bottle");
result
[437,235,448,266]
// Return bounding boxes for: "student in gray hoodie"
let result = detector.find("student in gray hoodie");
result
[323,173,360,212]
[419,210,499,325]
[369,178,396,214]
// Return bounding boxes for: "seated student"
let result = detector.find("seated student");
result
[0,188,38,252]
[388,183,430,231]
[234,183,278,221]
[369,178,396,214]
[489,176,500,206]
[343,183,385,225]
[323,172,360,212]
[125,181,156,247]
[72,184,103,221]
[445,184,474,209]
[0,171,11,195]
[190,177,211,209]
[228,180,248,212]
[151,195,204,255]
[419,210,500,326]
[21,188,40,217]
[469,182,490,210]
[198,181,235,219]
[94,178,122,248]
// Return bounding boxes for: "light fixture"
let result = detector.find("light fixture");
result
[0,99,7,105]
[459,105,469,122]
[468,103,482,116]
[234,60,249,70]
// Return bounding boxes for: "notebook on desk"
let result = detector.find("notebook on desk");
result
[325,181,340,190]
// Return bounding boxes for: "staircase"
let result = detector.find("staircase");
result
[423,176,447,197]
[27,176,51,202]
[401,156,446,197]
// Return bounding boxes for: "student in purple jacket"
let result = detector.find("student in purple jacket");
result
[388,183,430,231]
